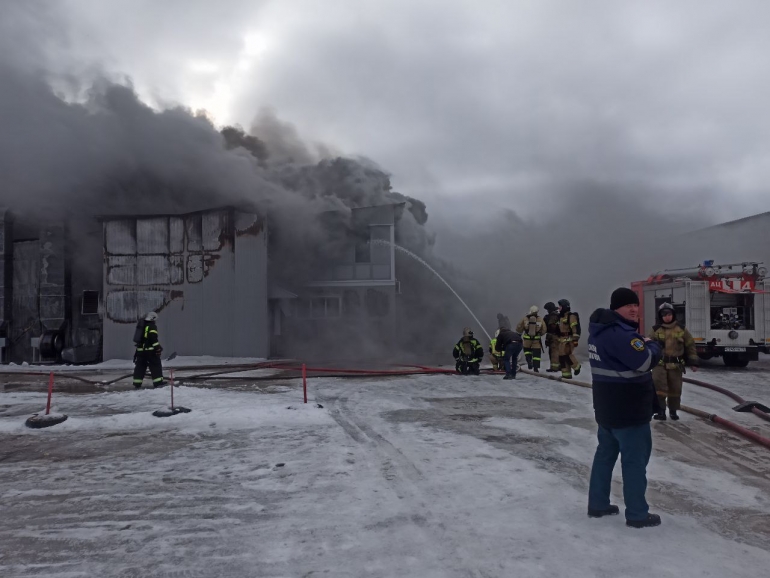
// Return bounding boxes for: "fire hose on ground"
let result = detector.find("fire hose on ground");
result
[516,367,770,451]
[682,376,770,423]
[3,360,768,451]
[209,360,770,452]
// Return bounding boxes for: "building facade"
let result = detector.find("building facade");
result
[102,208,269,360]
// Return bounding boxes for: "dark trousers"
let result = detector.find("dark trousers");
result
[524,347,542,370]
[503,342,523,377]
[588,423,652,522]
[133,351,164,386]
[456,360,480,375]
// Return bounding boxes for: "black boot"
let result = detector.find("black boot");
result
[573,365,581,376]
[626,513,661,528]
[670,410,679,421]
[503,374,513,380]
[653,412,667,421]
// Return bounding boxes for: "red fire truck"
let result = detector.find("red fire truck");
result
[631,261,769,368]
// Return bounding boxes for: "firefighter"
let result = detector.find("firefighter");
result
[516,305,546,372]
[453,327,483,375]
[488,329,505,371]
[557,298,582,378]
[648,303,699,421]
[132,311,166,388]
[543,302,561,372]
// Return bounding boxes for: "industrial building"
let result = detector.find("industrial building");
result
[0,203,402,365]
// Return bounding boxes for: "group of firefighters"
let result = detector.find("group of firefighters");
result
[453,299,581,380]
[452,300,698,420]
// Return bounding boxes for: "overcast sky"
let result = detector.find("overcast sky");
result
[6,0,770,224]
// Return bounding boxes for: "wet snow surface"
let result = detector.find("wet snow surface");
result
[1,358,769,577]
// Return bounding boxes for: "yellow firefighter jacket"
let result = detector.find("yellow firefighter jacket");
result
[647,322,698,370]
[558,312,580,344]
[516,315,545,349]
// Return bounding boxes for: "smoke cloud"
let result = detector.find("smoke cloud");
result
[2,1,767,365]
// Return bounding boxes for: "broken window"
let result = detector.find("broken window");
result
[81,290,100,315]
[296,297,342,319]
[355,236,370,263]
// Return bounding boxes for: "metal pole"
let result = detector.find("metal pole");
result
[46,372,53,415]
[302,363,307,404]
[170,369,175,410]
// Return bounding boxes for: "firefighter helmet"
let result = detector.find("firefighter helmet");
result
[529,305,538,315]
[558,299,571,309]
[145,311,158,322]
[463,327,473,338]
[658,303,675,320]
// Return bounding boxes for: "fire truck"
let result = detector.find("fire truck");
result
[631,261,770,368]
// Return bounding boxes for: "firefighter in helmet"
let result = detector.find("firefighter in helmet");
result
[543,302,561,372]
[453,327,483,375]
[556,298,581,378]
[647,303,698,420]
[488,329,505,371]
[132,311,166,388]
[516,305,546,372]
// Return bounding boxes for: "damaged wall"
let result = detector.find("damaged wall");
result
[102,208,268,360]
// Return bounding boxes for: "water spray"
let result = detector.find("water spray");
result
[371,239,492,341]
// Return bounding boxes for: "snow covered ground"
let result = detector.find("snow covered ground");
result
[0,363,768,577]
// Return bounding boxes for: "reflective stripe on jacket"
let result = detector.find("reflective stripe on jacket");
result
[588,308,663,428]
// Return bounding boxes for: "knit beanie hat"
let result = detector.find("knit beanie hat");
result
[610,287,639,310]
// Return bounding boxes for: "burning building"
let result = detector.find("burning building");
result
[0,202,406,365]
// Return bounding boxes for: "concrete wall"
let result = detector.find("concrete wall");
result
[103,208,269,361]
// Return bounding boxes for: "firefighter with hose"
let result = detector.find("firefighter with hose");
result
[453,327,483,375]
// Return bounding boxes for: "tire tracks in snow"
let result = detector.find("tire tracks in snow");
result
[319,393,492,578]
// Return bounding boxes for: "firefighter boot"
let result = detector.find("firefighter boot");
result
[669,410,679,421]
[653,412,667,421]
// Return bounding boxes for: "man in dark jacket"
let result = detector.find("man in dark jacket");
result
[133,311,167,388]
[587,287,663,529]
[494,326,523,380]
